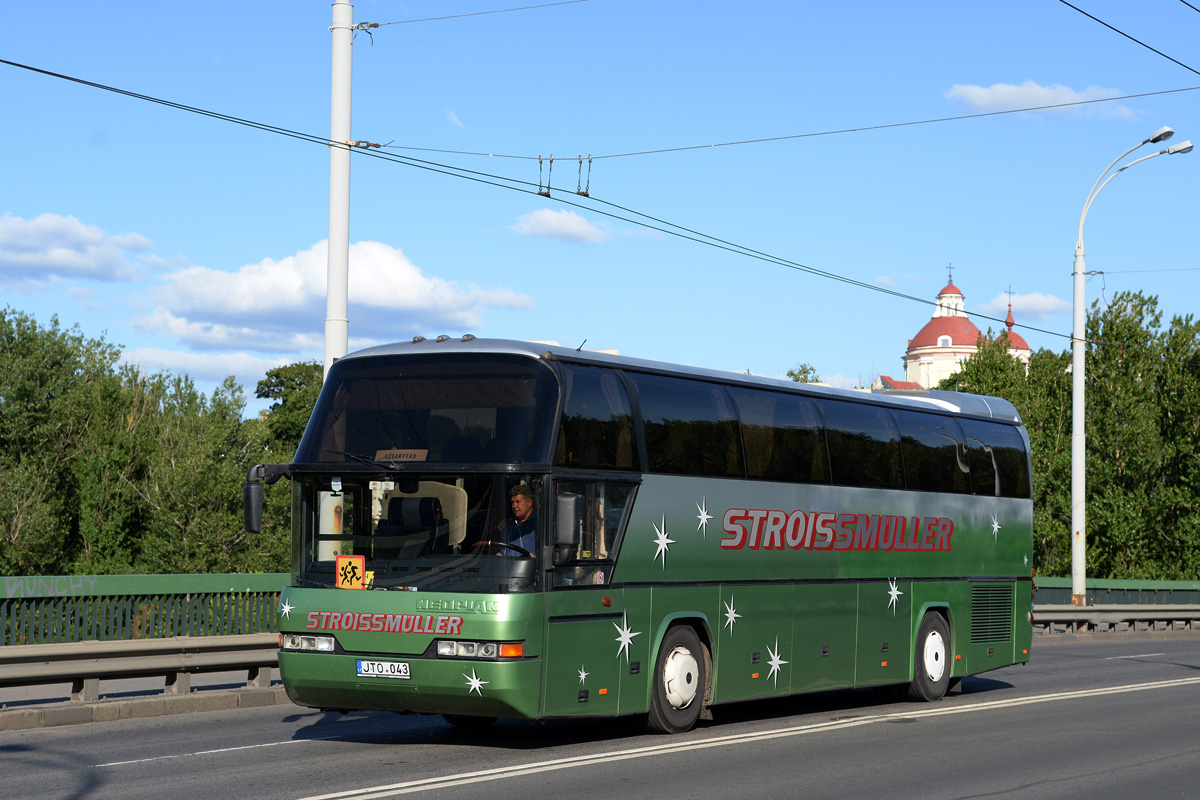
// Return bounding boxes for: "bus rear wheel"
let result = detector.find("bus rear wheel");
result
[906,612,951,702]
[645,625,707,734]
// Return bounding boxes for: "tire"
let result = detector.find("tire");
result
[906,612,951,702]
[442,714,497,728]
[645,625,707,734]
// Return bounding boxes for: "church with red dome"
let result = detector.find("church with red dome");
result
[873,275,1030,391]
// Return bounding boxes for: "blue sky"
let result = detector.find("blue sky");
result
[3,1,1198,415]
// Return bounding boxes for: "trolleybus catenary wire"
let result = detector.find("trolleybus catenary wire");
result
[3,56,1178,352]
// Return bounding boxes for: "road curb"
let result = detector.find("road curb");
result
[0,685,294,731]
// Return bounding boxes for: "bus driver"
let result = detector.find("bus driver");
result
[504,483,537,556]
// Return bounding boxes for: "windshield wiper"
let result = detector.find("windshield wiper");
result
[324,449,403,469]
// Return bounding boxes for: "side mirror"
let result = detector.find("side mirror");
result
[244,465,266,533]
[553,492,582,567]
[243,464,290,533]
[555,493,582,548]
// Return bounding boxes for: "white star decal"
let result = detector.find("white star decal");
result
[279,599,294,619]
[723,596,741,634]
[887,579,903,615]
[652,515,675,568]
[888,578,902,618]
[766,637,788,687]
[578,665,589,685]
[1024,553,1030,568]
[613,613,641,661]
[696,498,713,538]
[463,668,489,696]
[991,514,1002,541]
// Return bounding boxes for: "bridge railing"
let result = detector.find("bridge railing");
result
[0,573,289,647]
[1,573,1198,705]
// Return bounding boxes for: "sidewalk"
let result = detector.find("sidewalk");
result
[0,669,294,732]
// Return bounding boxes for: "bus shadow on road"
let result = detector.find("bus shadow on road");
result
[281,674,1018,750]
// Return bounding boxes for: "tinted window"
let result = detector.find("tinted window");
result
[960,419,1031,499]
[819,400,903,489]
[297,354,558,465]
[731,388,829,483]
[631,374,743,478]
[895,410,970,494]
[555,365,639,470]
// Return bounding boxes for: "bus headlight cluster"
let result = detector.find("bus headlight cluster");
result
[280,633,335,652]
[436,640,524,659]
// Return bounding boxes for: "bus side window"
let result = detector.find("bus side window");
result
[959,419,1031,499]
[895,409,970,494]
[554,480,635,567]
[819,399,904,490]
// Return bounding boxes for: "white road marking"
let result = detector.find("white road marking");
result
[95,735,345,767]
[1104,653,1166,660]
[286,676,1200,800]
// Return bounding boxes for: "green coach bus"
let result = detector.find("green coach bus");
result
[244,337,1033,733]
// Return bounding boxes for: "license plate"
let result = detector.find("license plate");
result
[356,659,411,679]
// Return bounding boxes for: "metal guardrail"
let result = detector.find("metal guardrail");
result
[2,603,1198,706]
[1033,576,1200,606]
[0,633,278,702]
[1032,604,1200,635]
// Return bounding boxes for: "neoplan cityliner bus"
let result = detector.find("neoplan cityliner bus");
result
[244,337,1033,733]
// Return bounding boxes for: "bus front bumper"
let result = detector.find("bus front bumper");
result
[280,651,543,720]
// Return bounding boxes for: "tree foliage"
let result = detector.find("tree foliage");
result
[0,308,294,576]
[938,291,1200,579]
[787,363,820,384]
[255,360,323,451]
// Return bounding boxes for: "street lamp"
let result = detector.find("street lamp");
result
[1070,128,1192,606]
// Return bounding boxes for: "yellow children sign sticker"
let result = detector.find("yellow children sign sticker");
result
[336,554,367,589]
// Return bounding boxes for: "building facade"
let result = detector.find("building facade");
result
[874,279,1030,391]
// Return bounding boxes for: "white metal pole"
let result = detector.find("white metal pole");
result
[325,0,353,379]
[321,1,354,559]
[1069,130,1188,606]
[1070,235,1087,606]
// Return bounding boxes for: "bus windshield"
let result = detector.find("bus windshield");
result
[293,472,544,594]
[294,353,558,466]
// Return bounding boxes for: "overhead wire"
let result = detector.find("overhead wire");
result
[0,56,1190,357]
[1055,0,1200,76]
[374,85,1200,163]
[368,1,588,27]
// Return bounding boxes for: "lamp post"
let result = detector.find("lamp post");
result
[1070,128,1193,606]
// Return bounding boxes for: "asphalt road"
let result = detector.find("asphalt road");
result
[4,638,1199,800]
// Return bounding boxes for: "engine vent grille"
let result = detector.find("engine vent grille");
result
[971,584,1013,644]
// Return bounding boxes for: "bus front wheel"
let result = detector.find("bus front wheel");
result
[645,625,707,734]
[907,612,951,702]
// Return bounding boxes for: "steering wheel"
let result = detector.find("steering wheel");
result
[471,540,533,558]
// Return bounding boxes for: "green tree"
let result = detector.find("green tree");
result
[938,292,1200,580]
[0,309,120,574]
[936,333,1071,573]
[255,360,323,451]
[0,307,293,576]
[787,363,820,383]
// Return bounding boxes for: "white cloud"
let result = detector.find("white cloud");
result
[945,81,1133,119]
[121,346,289,383]
[138,239,533,353]
[978,291,1071,322]
[0,213,152,289]
[446,110,465,129]
[132,308,325,352]
[512,208,609,244]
